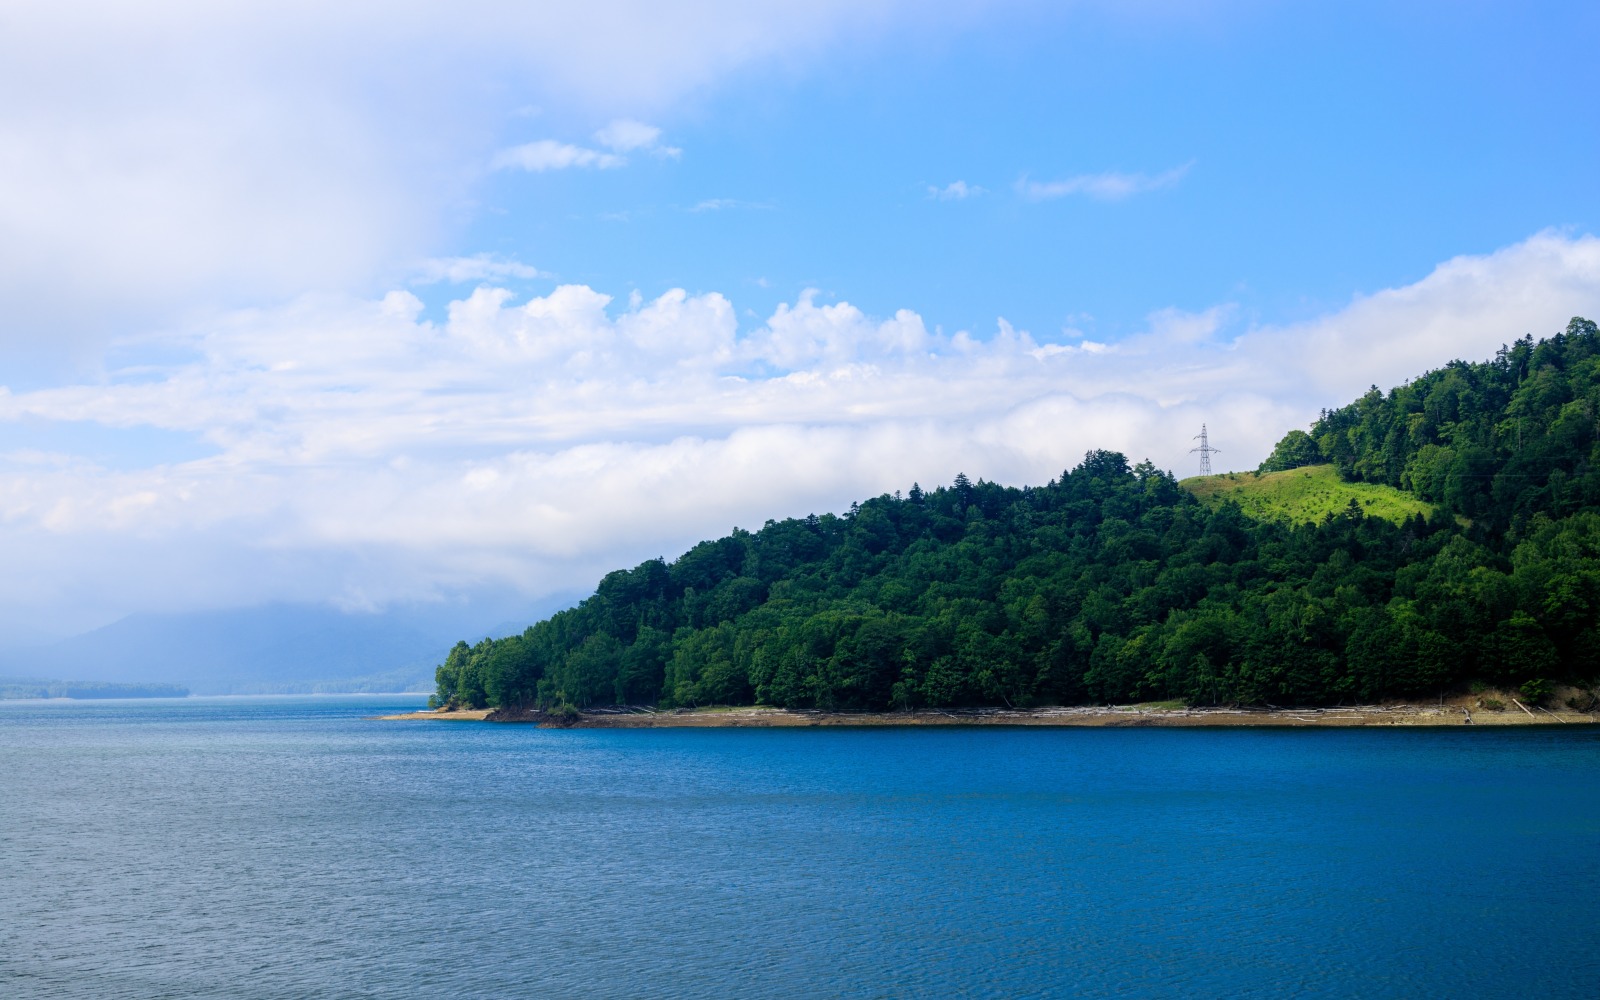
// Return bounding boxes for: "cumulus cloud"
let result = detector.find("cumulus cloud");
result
[1017,160,1194,201]
[2,232,1597,634]
[1242,231,1600,394]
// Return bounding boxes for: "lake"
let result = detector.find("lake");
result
[2,696,1597,998]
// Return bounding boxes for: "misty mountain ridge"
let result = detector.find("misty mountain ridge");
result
[0,598,575,695]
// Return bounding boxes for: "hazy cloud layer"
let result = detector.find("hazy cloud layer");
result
[0,0,966,356]
[1,231,1596,634]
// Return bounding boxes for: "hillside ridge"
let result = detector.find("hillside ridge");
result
[1181,464,1435,526]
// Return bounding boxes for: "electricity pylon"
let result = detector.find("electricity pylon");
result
[1191,424,1220,475]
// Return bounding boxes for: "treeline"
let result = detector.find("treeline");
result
[437,318,1600,711]
[0,680,190,700]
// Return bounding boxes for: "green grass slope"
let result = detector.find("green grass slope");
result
[1181,464,1434,525]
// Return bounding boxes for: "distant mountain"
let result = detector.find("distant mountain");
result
[0,679,190,700]
[0,597,577,695]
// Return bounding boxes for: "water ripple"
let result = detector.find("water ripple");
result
[1,698,1596,998]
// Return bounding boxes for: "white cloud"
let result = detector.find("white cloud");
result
[491,140,627,172]
[1242,230,1600,394]
[594,119,682,158]
[595,119,662,152]
[492,119,682,173]
[0,0,976,355]
[929,180,983,200]
[690,198,771,213]
[1017,160,1194,201]
[2,232,1597,634]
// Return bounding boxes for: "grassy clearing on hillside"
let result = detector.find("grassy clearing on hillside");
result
[1180,464,1434,526]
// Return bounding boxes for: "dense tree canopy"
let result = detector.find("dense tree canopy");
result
[437,318,1600,711]
[1259,430,1324,472]
[1309,316,1600,534]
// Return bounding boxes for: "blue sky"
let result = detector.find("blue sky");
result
[0,1,1597,638]
[461,2,1597,340]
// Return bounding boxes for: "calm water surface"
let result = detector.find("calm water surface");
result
[2,696,1597,998]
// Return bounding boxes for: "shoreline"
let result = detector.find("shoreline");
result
[376,701,1598,728]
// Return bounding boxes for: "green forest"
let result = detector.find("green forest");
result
[435,317,1600,712]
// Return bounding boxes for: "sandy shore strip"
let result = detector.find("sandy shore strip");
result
[384,707,493,721]
[376,701,1596,728]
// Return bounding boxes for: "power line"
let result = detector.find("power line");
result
[1191,423,1221,475]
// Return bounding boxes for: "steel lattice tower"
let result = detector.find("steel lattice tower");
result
[1191,424,1220,475]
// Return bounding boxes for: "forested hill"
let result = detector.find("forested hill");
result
[1262,317,1600,533]
[435,317,1600,712]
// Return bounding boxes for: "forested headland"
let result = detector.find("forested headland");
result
[435,317,1600,713]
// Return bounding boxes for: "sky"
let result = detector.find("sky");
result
[1,0,1598,640]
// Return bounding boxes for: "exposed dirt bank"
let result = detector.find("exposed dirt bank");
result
[377,699,1596,728]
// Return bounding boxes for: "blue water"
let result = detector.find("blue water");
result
[2,697,1597,998]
